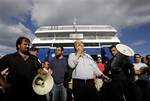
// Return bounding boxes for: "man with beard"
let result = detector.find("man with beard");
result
[49,46,68,101]
[0,36,47,101]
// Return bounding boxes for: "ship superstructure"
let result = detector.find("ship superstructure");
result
[32,25,120,61]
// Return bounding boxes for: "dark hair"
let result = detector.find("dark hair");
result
[146,55,150,59]
[109,44,116,51]
[55,46,64,51]
[30,46,39,52]
[16,36,30,50]
[134,53,141,58]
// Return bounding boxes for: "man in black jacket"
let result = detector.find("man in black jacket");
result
[0,36,47,101]
[103,44,137,101]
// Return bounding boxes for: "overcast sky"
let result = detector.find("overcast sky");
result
[0,0,150,56]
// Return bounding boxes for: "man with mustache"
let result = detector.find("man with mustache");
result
[0,36,47,101]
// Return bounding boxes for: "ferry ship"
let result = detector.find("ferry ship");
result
[32,24,120,62]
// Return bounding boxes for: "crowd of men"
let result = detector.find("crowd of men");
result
[0,36,150,101]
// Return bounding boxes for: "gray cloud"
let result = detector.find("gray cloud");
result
[0,0,34,55]
[31,0,150,27]
[0,45,16,56]
[0,23,35,47]
[0,0,32,25]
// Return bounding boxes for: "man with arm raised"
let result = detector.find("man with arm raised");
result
[68,39,109,101]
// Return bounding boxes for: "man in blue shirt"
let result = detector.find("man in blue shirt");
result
[49,46,68,101]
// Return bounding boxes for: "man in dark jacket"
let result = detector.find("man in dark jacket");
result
[103,44,137,101]
[0,36,47,101]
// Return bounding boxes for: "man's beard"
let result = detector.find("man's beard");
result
[56,54,61,58]
[23,48,30,55]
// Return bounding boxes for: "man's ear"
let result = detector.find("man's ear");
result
[18,45,20,49]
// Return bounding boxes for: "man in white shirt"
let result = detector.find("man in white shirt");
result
[133,54,148,81]
[133,53,149,101]
[68,39,109,101]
